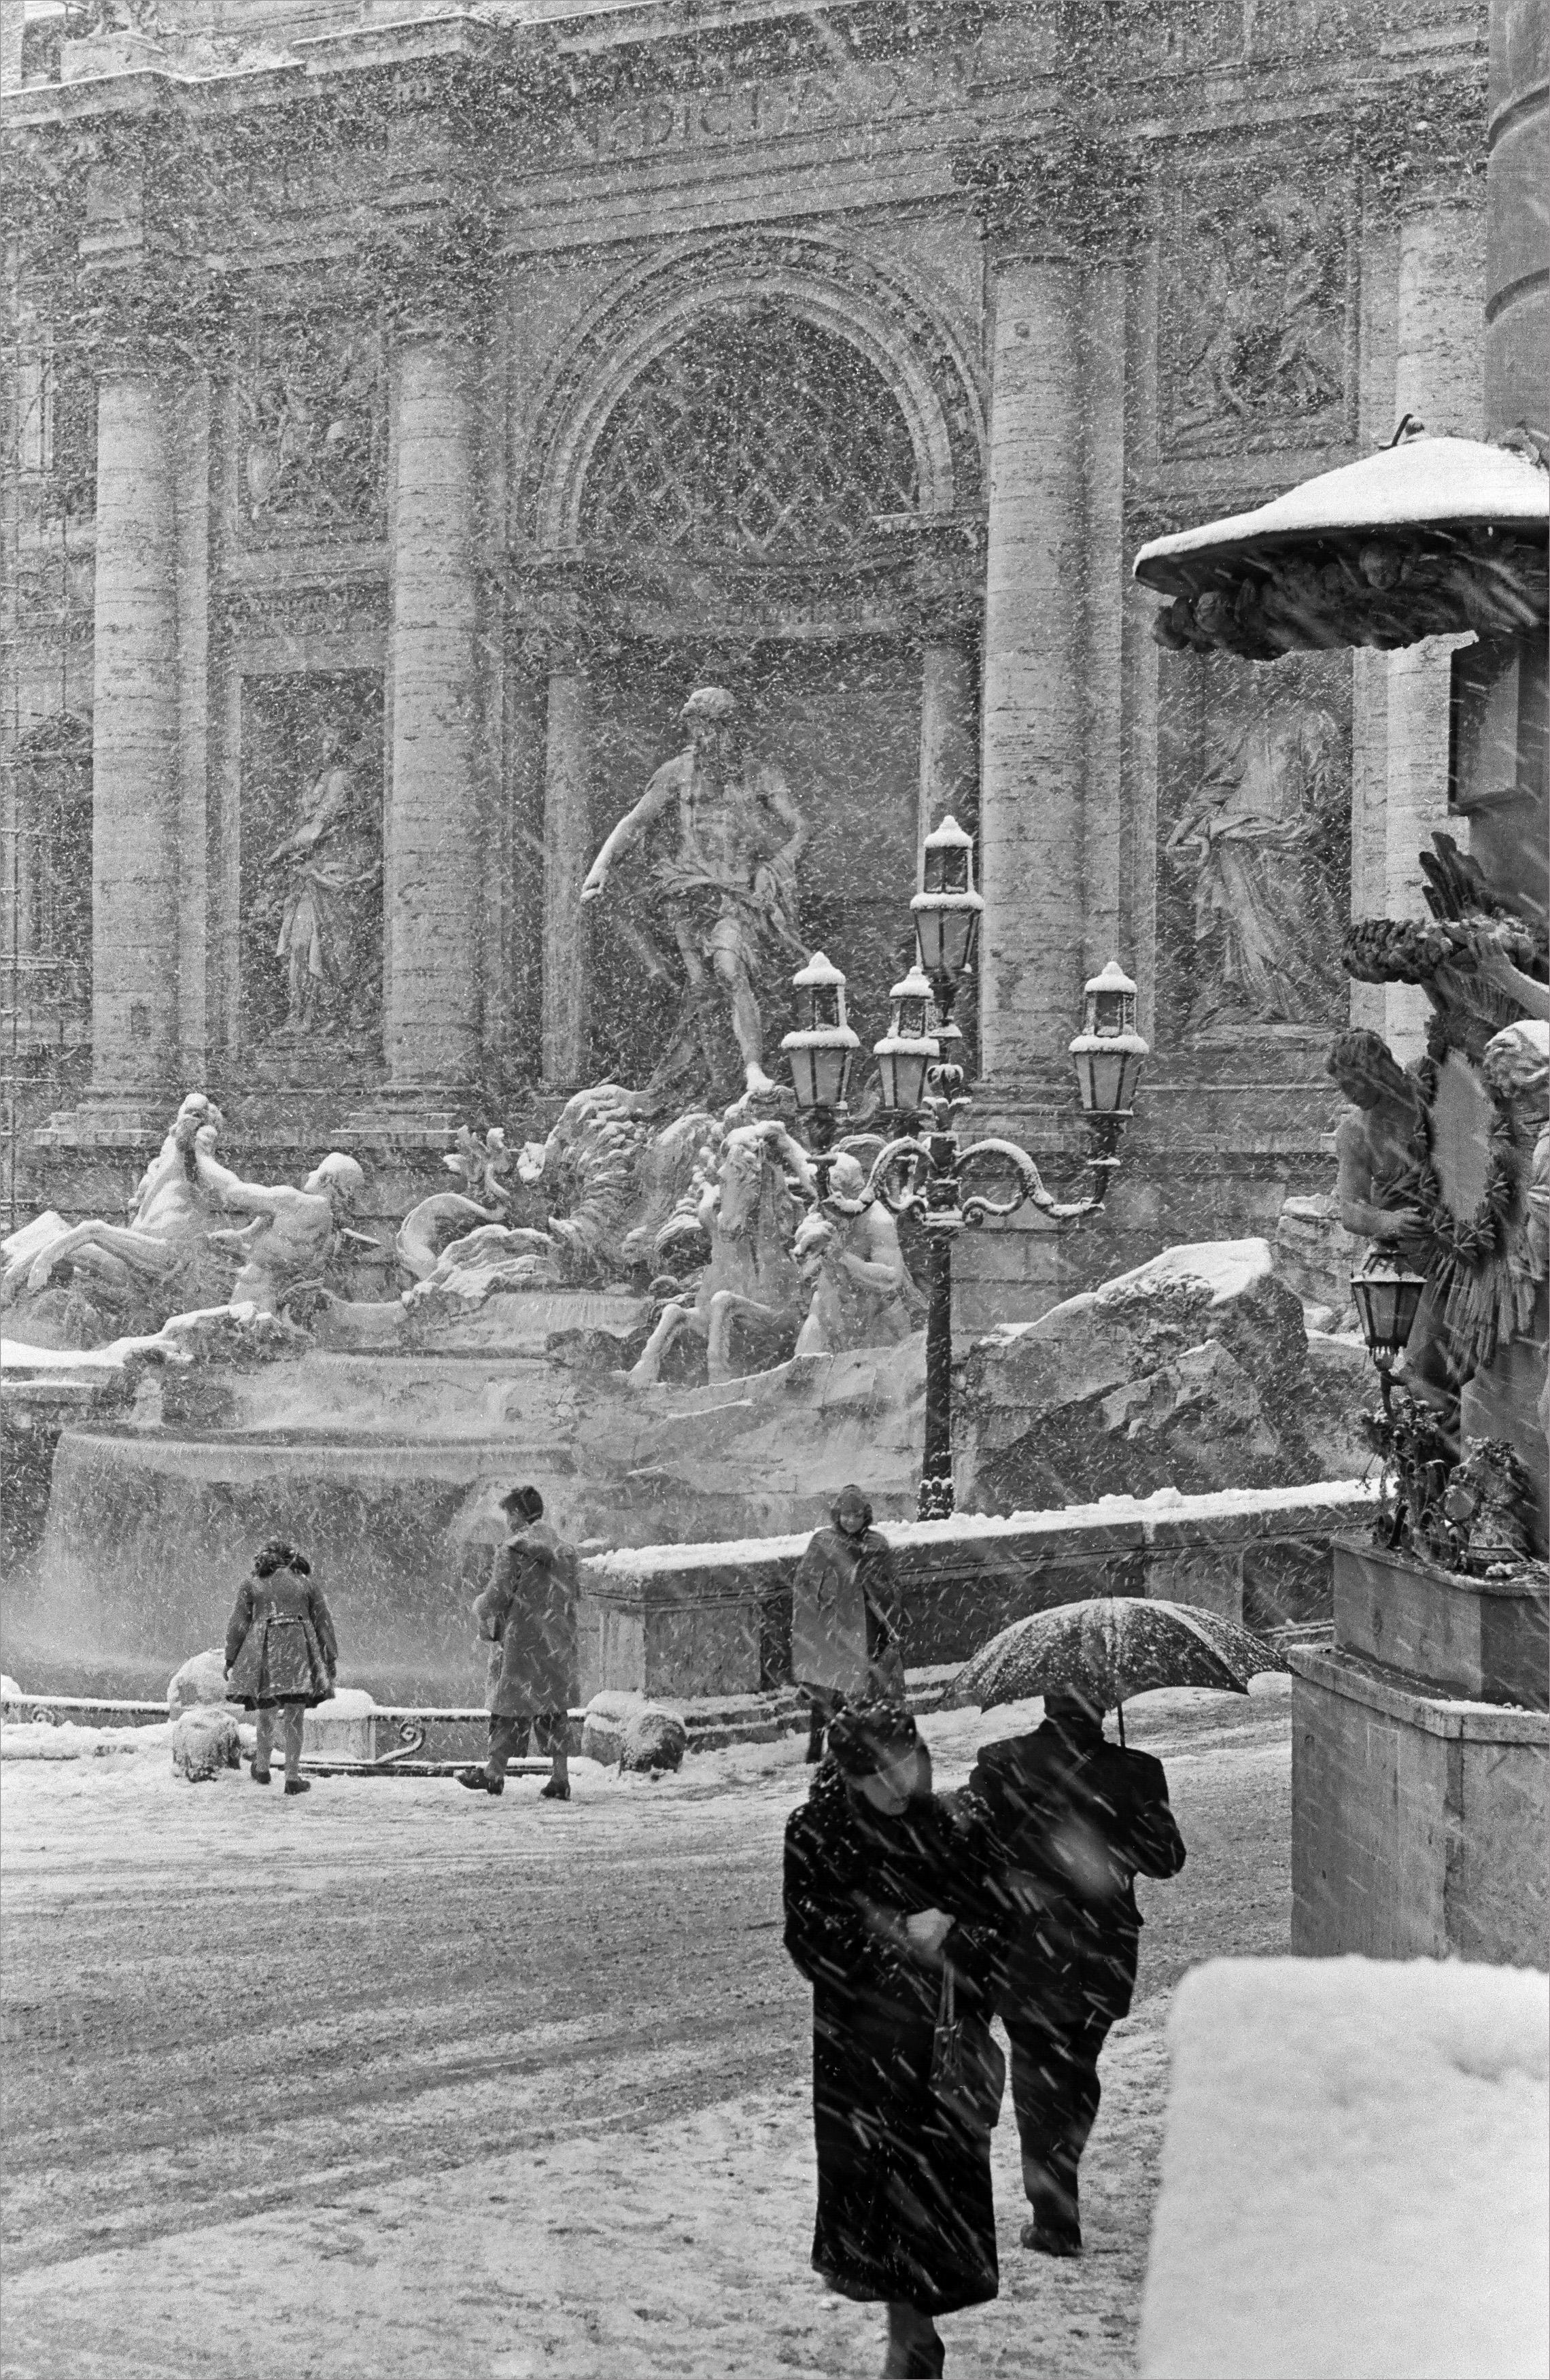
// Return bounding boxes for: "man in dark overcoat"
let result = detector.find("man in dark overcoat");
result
[458,1484,579,1801]
[966,1683,1186,2257]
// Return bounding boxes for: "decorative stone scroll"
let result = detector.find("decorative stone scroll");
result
[952,133,1143,256]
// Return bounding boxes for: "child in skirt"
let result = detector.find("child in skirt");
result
[224,1538,338,1795]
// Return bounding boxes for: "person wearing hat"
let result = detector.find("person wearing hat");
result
[785,1697,1011,2378]
[579,685,808,1100]
[791,1485,904,1761]
[966,1682,1186,2258]
[224,1538,337,1795]
[458,1486,580,1801]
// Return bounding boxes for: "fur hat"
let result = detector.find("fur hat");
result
[500,1484,545,1523]
[827,1697,919,1778]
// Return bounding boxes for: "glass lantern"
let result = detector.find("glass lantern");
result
[912,815,984,989]
[872,964,939,1115]
[1351,1268,1427,1367]
[1068,959,1148,1115]
[781,951,861,1115]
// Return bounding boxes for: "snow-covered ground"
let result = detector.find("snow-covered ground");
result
[1141,1956,1550,2380]
[2,1685,1292,2380]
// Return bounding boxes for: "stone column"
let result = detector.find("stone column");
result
[540,647,592,1089]
[917,636,978,856]
[89,366,182,1095]
[957,140,1127,1089]
[385,318,483,1089]
[1382,159,1487,1059]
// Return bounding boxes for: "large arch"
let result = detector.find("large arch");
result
[518,231,986,549]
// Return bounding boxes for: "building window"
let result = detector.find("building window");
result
[580,304,918,559]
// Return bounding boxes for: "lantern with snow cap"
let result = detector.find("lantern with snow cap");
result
[872,963,939,1117]
[912,815,983,990]
[781,951,860,1122]
[1069,959,1149,1117]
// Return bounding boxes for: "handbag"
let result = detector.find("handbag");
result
[929,1965,1005,2135]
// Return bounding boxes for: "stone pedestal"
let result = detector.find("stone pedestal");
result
[1290,1537,1549,1966]
[385,326,483,1090]
[89,369,183,1099]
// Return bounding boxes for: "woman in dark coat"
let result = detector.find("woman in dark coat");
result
[791,1485,904,1761]
[784,1699,1011,2379]
[224,1539,337,1795]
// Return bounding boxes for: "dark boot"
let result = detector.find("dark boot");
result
[458,1768,503,1795]
[283,1778,311,1797]
[539,1779,570,1801]
[1022,2173,1082,2256]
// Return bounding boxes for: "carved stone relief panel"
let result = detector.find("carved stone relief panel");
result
[237,318,385,544]
[1156,651,1352,1047]
[238,670,384,1073]
[1158,165,1355,457]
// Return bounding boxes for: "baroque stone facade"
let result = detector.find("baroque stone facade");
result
[0,0,1493,1308]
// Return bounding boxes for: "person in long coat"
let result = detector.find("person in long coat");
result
[459,1484,579,1801]
[784,1698,1011,2380]
[792,1486,903,1761]
[224,1539,337,1795]
[965,1682,1186,2257]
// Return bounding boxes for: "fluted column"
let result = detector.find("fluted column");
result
[386,318,483,1087]
[540,645,593,1088]
[957,139,1131,1089]
[1375,118,1487,1057]
[89,367,183,1095]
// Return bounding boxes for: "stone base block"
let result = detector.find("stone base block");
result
[1333,1537,1549,1710]
[1290,1644,1548,1965]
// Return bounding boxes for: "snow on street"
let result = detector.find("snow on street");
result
[1,1686,1293,2380]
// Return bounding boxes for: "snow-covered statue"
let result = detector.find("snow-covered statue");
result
[792,1154,915,1358]
[580,686,808,1106]
[396,1088,713,1310]
[630,1119,814,1386]
[197,1147,373,1316]
[2,1092,230,1342]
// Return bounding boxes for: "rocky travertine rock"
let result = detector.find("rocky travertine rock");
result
[957,1238,1369,1514]
[1273,1193,1361,1331]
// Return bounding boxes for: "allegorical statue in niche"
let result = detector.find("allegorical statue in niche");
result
[261,724,381,1040]
[581,686,808,1102]
[1165,698,1347,1034]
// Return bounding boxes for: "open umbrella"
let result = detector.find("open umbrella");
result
[946,1597,1288,1735]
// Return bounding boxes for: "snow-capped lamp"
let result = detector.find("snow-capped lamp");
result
[1068,959,1149,1117]
[911,815,982,991]
[872,962,939,1117]
[1351,1268,1427,1369]
[782,951,860,1122]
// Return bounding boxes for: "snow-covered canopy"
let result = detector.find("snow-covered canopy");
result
[1133,435,1549,662]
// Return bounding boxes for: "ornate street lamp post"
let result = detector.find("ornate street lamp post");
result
[782,817,1150,1521]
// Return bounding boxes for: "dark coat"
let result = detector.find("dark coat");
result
[791,1499,903,1699]
[224,1569,337,1709]
[967,1719,1186,2030]
[474,1520,579,1717]
[783,1760,1011,2315]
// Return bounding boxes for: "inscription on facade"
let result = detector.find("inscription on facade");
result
[562,50,972,163]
